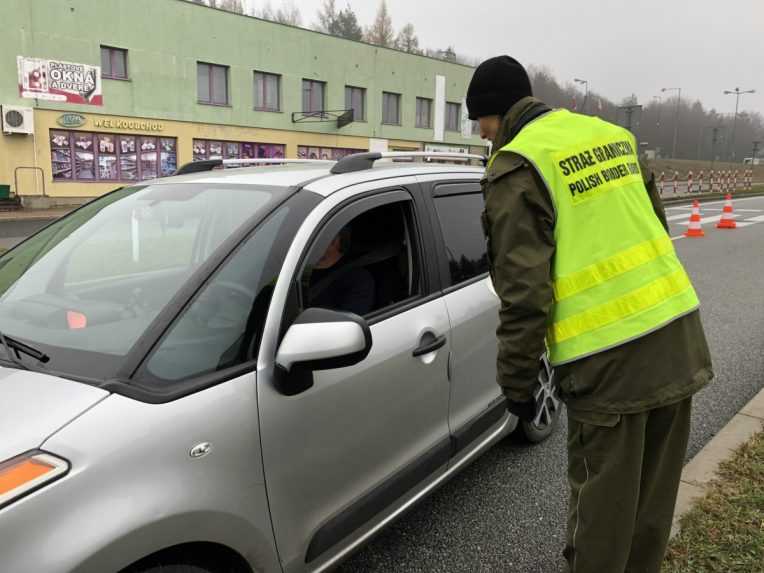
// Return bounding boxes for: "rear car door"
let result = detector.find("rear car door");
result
[423,178,506,458]
[257,185,453,572]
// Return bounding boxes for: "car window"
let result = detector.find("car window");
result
[300,199,422,319]
[433,185,489,287]
[140,205,292,384]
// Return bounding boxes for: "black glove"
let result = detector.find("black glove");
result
[506,398,537,423]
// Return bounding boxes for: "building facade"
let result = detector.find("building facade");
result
[0,0,485,205]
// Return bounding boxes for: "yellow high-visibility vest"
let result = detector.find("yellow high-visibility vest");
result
[491,109,700,365]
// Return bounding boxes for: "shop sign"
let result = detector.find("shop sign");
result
[92,118,164,132]
[17,56,103,106]
[57,113,87,128]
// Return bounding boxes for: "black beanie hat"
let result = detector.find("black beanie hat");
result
[466,56,533,120]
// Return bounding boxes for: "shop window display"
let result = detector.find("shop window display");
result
[297,146,366,161]
[192,139,285,162]
[51,130,177,183]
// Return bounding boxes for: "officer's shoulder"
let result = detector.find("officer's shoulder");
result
[485,151,530,184]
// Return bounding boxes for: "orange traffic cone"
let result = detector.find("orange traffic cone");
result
[684,201,705,238]
[716,194,737,229]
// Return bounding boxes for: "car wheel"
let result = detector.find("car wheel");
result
[517,371,562,443]
[130,566,213,573]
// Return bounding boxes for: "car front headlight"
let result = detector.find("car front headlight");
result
[0,451,69,509]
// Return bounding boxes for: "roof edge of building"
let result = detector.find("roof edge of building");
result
[176,0,477,71]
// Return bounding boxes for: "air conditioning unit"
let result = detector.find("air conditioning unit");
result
[2,105,34,135]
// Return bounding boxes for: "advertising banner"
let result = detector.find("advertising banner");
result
[17,56,103,106]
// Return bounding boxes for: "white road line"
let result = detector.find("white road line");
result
[667,213,692,221]
[735,215,764,228]
[679,215,724,226]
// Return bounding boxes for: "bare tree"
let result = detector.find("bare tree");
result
[365,0,394,47]
[221,0,244,13]
[274,1,301,26]
[258,0,301,25]
[395,23,420,54]
[315,0,338,32]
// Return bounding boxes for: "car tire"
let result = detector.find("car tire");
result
[122,549,240,573]
[516,377,562,443]
[130,566,213,573]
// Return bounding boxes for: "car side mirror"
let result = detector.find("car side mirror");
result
[276,308,372,375]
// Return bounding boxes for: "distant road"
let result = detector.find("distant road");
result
[0,220,51,250]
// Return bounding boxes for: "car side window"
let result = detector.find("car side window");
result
[433,183,489,287]
[300,198,422,319]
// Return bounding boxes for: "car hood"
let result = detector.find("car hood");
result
[0,366,109,462]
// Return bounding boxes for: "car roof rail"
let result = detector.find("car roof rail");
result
[330,151,487,174]
[174,158,334,176]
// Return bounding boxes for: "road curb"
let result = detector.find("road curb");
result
[671,386,764,537]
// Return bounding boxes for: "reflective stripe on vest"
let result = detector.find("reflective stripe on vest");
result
[495,109,700,365]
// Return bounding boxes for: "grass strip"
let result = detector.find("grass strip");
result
[663,430,764,573]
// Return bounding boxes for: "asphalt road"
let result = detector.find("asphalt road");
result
[0,219,50,250]
[5,197,764,572]
[338,195,764,573]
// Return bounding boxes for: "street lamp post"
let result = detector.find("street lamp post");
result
[661,87,681,158]
[653,95,662,128]
[723,87,756,161]
[574,78,589,114]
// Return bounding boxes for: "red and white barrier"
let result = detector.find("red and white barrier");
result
[698,170,705,193]
[659,171,666,194]
[673,171,679,194]
[687,170,694,193]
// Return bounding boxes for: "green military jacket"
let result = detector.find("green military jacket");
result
[481,97,714,423]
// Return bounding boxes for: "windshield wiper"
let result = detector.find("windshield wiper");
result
[0,331,50,370]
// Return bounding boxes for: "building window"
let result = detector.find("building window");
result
[254,72,280,112]
[197,62,229,106]
[100,46,128,80]
[382,92,401,125]
[345,86,366,121]
[50,130,177,182]
[297,146,366,161]
[446,102,461,132]
[193,139,285,161]
[472,120,481,136]
[302,79,326,114]
[416,97,432,128]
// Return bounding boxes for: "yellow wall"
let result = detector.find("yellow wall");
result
[0,109,426,200]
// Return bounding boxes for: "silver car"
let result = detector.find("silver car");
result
[0,153,560,573]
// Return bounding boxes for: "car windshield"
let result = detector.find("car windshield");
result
[0,182,289,382]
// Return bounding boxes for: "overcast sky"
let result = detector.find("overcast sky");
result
[245,0,763,117]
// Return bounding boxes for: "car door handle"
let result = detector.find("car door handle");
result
[412,334,447,357]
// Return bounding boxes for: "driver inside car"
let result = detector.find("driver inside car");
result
[308,228,375,316]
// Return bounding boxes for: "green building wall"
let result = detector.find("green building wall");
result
[0,0,483,146]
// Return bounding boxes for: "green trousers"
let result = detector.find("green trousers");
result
[564,398,692,573]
